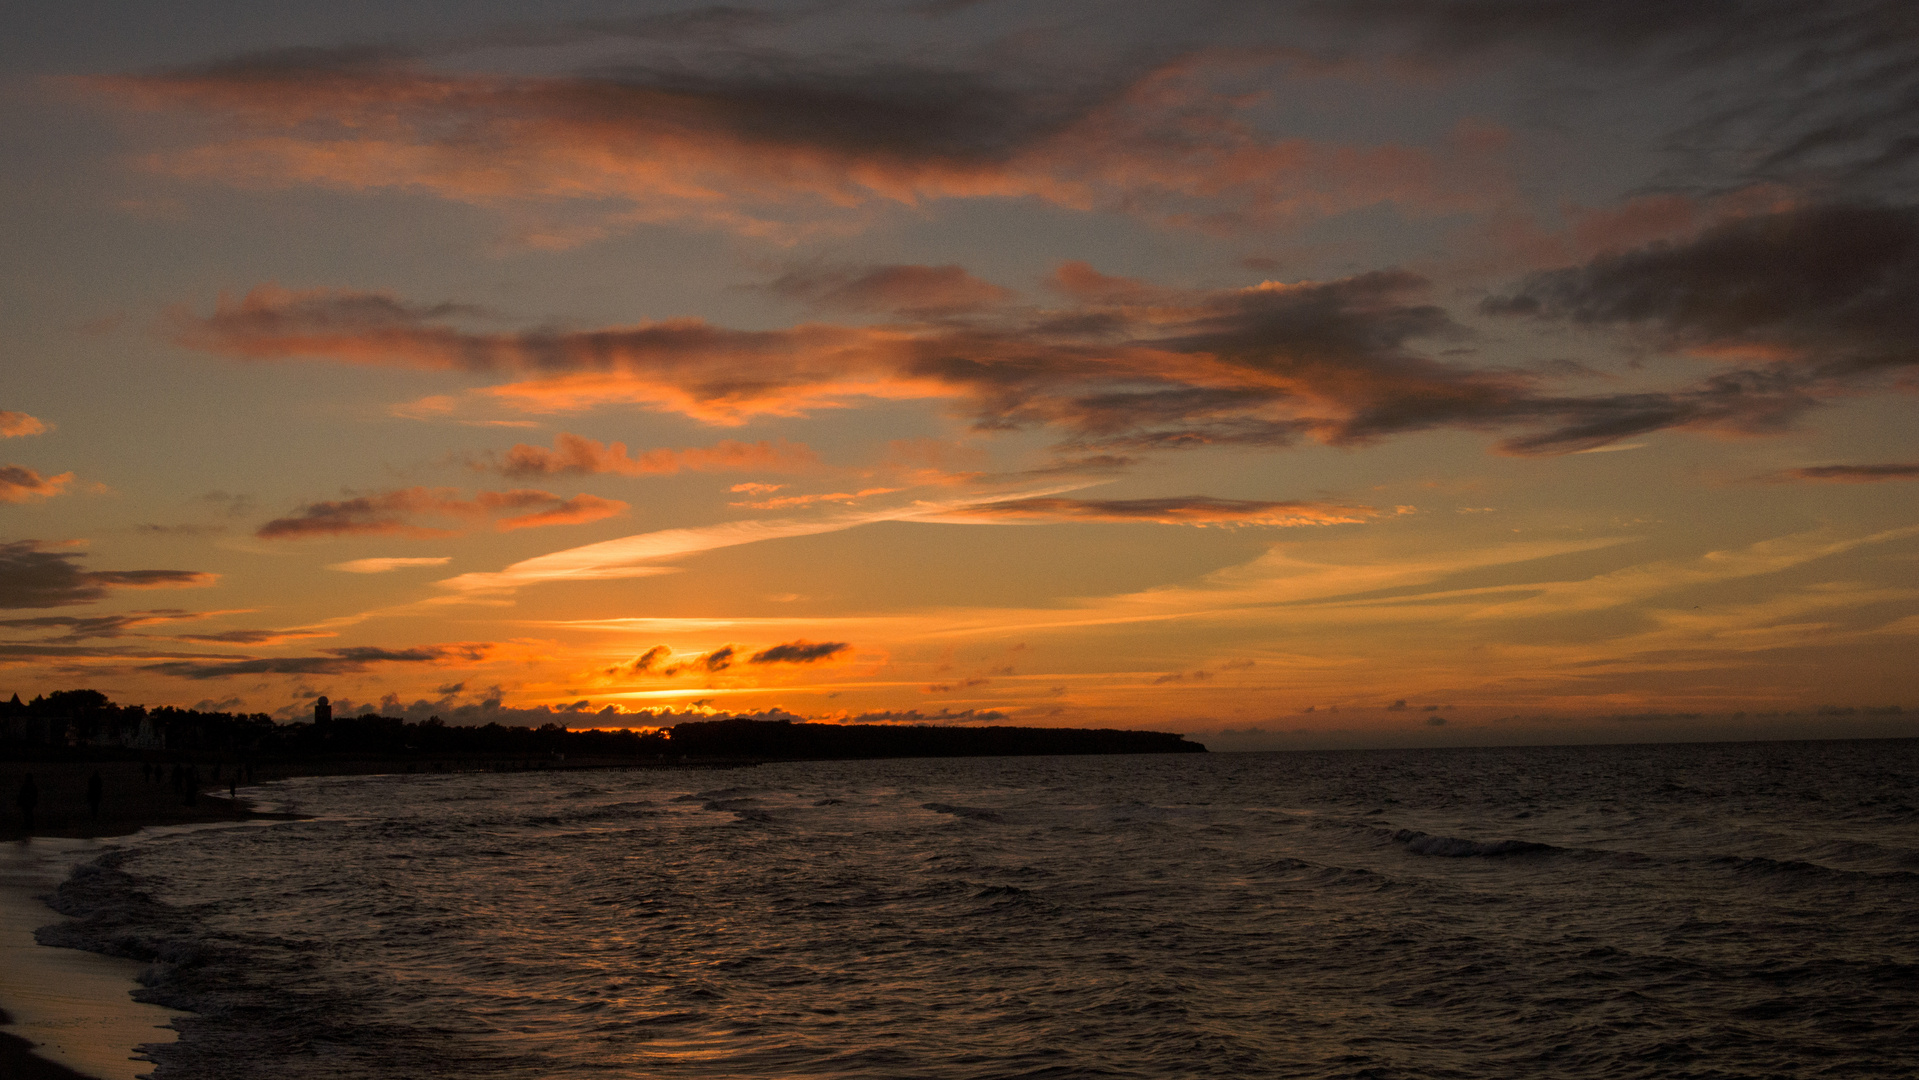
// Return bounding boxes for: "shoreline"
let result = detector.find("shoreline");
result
[0,764,306,1080]
[0,836,192,1080]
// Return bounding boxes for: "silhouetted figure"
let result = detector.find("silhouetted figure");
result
[86,770,103,821]
[142,763,153,783]
[170,763,183,792]
[183,766,199,807]
[15,773,36,833]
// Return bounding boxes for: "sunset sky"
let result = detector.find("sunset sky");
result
[3,1,1915,747]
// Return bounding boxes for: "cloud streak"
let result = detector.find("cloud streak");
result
[0,609,204,643]
[933,496,1381,527]
[257,486,626,539]
[143,642,493,680]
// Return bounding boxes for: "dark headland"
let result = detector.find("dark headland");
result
[3,689,1204,841]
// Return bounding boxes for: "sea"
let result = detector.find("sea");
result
[35,740,1919,1080]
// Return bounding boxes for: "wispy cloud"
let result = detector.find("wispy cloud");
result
[435,485,1084,596]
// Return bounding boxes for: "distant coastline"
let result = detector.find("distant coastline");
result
[3,691,1204,842]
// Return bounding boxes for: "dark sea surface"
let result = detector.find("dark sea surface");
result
[41,740,1919,1079]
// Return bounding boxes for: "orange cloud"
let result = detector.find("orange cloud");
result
[495,433,817,477]
[936,496,1379,527]
[256,486,627,539]
[0,412,48,438]
[495,493,627,531]
[181,246,1873,460]
[0,465,74,503]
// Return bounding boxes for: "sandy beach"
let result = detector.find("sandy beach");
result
[2,762,261,843]
[1,764,291,1079]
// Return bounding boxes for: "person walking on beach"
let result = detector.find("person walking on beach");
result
[87,770,104,821]
[15,773,36,833]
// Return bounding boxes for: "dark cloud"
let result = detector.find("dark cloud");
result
[1483,203,1919,451]
[1318,1,1919,195]
[0,643,241,661]
[618,645,672,675]
[0,541,215,610]
[95,23,1513,244]
[946,496,1379,527]
[748,640,850,664]
[1484,204,1919,376]
[1767,463,1919,483]
[143,643,492,680]
[767,264,1016,317]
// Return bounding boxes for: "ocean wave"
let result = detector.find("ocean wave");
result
[1708,854,1919,887]
[1384,827,1560,858]
[1256,857,1396,889]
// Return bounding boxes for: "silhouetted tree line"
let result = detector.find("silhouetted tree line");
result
[2,690,1204,763]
